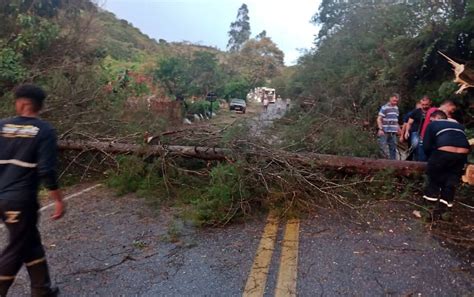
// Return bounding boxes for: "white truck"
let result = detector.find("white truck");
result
[252,87,276,104]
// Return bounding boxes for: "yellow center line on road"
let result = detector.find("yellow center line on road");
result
[275,218,300,297]
[243,211,279,297]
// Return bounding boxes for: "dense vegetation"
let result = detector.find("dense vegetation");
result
[283,0,473,127]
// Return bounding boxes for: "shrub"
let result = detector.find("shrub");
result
[106,156,146,195]
[0,47,27,88]
[189,163,251,226]
[187,100,220,115]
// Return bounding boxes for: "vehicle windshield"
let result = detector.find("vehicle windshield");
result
[230,99,246,104]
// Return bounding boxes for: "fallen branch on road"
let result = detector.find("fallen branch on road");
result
[68,255,136,275]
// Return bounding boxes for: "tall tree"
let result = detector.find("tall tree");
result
[153,56,191,96]
[188,51,222,96]
[154,51,225,97]
[227,3,251,52]
[228,36,284,87]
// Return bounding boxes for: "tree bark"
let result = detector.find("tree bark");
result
[287,152,426,176]
[58,139,229,161]
[58,140,426,176]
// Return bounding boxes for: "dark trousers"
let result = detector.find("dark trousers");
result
[424,151,468,207]
[0,200,52,296]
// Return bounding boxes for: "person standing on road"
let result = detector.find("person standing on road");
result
[377,93,401,160]
[263,97,269,112]
[0,84,64,297]
[276,95,282,114]
[403,96,432,161]
[286,98,291,109]
[422,110,470,220]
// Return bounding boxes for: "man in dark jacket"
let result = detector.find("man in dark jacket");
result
[403,96,432,161]
[423,110,470,220]
[0,84,64,297]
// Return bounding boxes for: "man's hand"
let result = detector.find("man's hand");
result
[52,200,65,220]
[49,189,65,220]
[377,129,385,137]
[404,131,410,141]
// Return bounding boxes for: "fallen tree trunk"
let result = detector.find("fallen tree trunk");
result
[288,152,426,176]
[58,139,427,176]
[58,139,228,161]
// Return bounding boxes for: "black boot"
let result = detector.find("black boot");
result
[0,279,14,297]
[26,261,59,297]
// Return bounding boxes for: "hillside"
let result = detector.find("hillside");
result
[96,9,223,65]
[96,9,160,61]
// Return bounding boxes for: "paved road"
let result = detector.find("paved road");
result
[2,186,472,296]
[249,100,288,137]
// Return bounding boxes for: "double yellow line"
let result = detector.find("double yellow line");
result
[243,212,300,297]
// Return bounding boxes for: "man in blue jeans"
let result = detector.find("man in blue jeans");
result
[400,102,420,160]
[403,96,432,161]
[377,93,401,159]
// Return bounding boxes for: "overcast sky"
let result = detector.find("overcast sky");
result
[102,0,321,65]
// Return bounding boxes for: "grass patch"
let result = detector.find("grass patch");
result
[186,163,252,226]
[106,155,254,226]
[105,155,175,213]
[275,106,379,158]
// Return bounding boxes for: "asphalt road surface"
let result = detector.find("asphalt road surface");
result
[1,184,472,296]
[249,100,288,137]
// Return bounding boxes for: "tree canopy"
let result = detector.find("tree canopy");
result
[153,51,223,98]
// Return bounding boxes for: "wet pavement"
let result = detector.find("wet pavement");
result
[1,186,263,296]
[1,186,472,296]
[297,211,473,296]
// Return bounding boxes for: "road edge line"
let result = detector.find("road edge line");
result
[242,211,279,297]
[39,183,102,212]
